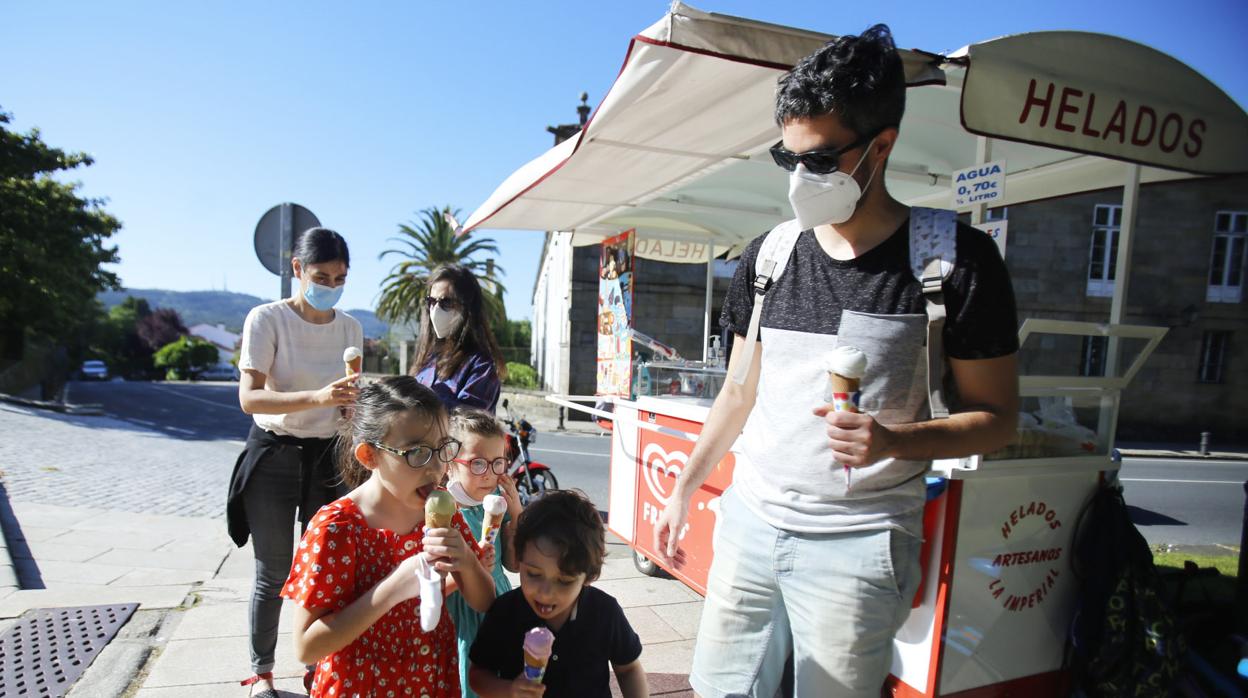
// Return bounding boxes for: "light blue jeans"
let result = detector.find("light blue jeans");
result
[690,486,921,698]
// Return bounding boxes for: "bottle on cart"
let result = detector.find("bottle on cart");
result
[637,360,652,397]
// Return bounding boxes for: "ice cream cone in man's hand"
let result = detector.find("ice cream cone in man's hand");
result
[824,346,867,490]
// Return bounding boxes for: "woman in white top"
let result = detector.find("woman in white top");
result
[227,227,363,698]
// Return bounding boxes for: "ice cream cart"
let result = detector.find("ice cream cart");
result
[460,4,1248,695]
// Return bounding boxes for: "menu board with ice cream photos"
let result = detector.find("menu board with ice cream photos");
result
[597,230,635,396]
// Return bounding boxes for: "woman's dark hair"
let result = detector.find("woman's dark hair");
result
[336,375,448,488]
[410,264,506,383]
[513,489,606,582]
[294,227,350,267]
[774,24,906,139]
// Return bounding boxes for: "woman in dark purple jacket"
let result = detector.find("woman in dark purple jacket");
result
[411,264,505,413]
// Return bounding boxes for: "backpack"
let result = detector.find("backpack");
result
[730,208,958,419]
[1066,483,1187,696]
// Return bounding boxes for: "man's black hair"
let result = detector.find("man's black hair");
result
[774,24,906,138]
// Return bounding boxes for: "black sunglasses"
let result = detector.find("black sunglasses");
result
[425,295,461,311]
[769,132,876,175]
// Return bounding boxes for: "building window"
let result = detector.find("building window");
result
[1197,330,1230,383]
[1087,205,1122,297]
[1207,211,1247,303]
[1080,336,1107,377]
[985,206,1007,221]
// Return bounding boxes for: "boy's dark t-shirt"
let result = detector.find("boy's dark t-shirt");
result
[469,586,642,697]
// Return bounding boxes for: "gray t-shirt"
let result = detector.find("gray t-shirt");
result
[721,219,1018,534]
[238,300,363,439]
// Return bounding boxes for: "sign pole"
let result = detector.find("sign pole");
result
[280,203,294,299]
[972,136,993,225]
[1099,163,1142,448]
[703,242,713,362]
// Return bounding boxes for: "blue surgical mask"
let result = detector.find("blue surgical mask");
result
[303,281,344,311]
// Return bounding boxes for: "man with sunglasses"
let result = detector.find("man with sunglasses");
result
[654,25,1020,697]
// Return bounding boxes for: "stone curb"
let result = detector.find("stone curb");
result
[0,391,105,416]
[0,489,20,594]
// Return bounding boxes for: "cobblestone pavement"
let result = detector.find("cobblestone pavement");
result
[0,402,237,518]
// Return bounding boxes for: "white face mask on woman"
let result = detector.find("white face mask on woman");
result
[430,304,461,339]
[786,137,879,230]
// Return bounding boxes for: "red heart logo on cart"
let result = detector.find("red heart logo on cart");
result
[642,443,687,505]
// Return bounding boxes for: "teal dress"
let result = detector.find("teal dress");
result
[447,491,513,698]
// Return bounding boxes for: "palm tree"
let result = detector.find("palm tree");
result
[375,206,506,325]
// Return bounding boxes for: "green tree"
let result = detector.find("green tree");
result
[375,206,506,325]
[94,296,155,379]
[153,336,218,380]
[0,107,120,360]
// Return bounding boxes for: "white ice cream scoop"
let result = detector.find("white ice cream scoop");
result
[825,345,868,379]
[483,494,507,516]
[342,346,363,363]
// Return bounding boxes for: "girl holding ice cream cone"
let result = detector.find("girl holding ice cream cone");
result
[444,407,524,698]
[283,376,495,698]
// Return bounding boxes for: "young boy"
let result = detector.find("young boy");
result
[468,490,648,698]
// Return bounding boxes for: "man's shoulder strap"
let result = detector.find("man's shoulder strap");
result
[909,207,958,419]
[730,219,802,385]
[909,207,958,289]
[755,218,804,285]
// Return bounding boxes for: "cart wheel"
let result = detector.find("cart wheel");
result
[633,549,671,578]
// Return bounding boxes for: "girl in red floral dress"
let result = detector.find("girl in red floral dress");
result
[283,376,496,697]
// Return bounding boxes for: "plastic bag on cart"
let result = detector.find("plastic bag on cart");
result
[1066,484,1186,697]
[987,397,1098,460]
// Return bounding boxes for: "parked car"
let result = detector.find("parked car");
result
[79,360,109,381]
[198,364,239,381]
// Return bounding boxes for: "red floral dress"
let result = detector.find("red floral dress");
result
[283,497,481,698]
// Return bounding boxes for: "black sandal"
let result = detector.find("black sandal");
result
[241,672,278,698]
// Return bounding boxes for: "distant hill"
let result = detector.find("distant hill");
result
[98,288,389,338]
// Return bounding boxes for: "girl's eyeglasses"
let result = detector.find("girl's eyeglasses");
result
[370,438,462,469]
[426,295,461,311]
[452,457,509,476]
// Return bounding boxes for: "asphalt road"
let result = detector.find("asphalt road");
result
[65,380,1247,546]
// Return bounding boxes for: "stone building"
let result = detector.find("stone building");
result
[1001,174,1246,444]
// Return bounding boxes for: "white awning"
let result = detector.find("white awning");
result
[463,2,1247,262]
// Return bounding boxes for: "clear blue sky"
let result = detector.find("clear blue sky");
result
[4,1,1245,321]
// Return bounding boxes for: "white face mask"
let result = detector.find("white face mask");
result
[430,304,461,339]
[447,480,483,507]
[786,138,879,230]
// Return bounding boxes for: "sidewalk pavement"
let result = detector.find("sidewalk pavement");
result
[0,503,699,696]
[0,400,699,697]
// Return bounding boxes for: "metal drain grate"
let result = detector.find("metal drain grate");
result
[0,603,138,697]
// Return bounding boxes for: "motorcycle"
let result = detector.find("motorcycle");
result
[499,399,559,505]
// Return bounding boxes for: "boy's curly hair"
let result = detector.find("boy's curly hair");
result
[514,489,606,582]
